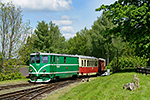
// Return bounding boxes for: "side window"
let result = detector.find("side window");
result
[82,60,84,66]
[30,56,35,63]
[95,60,98,66]
[64,57,66,63]
[87,60,89,66]
[51,56,52,63]
[54,56,55,62]
[42,56,48,63]
[84,60,86,66]
[57,57,59,63]
[92,60,94,66]
[36,56,40,63]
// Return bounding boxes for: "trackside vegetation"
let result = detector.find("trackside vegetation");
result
[0,72,25,81]
[107,56,149,72]
[45,72,150,100]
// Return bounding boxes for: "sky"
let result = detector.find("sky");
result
[1,0,117,39]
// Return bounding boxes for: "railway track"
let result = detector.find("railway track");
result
[0,78,82,100]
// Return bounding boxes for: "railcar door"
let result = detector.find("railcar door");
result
[50,56,56,73]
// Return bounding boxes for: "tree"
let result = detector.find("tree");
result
[89,13,118,62]
[18,34,36,65]
[34,21,49,52]
[68,27,90,55]
[0,52,2,71]
[96,0,150,59]
[0,2,30,72]
[34,21,66,53]
[67,14,122,64]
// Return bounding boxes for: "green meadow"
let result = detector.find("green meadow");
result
[46,72,150,100]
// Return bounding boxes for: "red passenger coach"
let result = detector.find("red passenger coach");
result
[79,55,98,75]
[78,55,106,76]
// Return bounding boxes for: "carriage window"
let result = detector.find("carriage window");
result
[57,57,59,63]
[51,56,52,63]
[30,56,35,63]
[84,60,86,66]
[87,60,89,66]
[42,56,48,63]
[82,60,84,66]
[95,60,98,66]
[88,60,95,66]
[64,57,66,63]
[36,56,40,63]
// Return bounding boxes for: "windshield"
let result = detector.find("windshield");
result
[42,56,48,63]
[36,56,40,63]
[30,56,35,63]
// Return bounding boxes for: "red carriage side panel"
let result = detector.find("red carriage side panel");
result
[79,66,98,75]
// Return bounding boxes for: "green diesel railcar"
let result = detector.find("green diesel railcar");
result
[29,52,79,82]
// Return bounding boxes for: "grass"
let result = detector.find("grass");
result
[45,72,150,100]
[0,78,29,86]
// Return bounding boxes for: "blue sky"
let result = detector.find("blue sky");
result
[1,0,116,39]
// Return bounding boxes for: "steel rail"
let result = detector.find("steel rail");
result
[13,84,53,100]
[29,81,75,100]
[0,84,46,100]
[0,77,87,100]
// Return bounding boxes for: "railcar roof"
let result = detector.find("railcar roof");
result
[30,53,78,57]
[30,53,98,59]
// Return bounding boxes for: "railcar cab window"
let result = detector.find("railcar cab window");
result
[31,56,35,63]
[42,56,48,63]
[36,56,40,63]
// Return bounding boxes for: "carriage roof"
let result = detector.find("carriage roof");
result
[99,58,106,61]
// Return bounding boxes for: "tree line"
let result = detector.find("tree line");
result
[20,14,121,66]
[0,0,150,80]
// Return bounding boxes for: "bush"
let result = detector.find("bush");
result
[0,73,5,81]
[0,72,25,81]
[107,55,149,72]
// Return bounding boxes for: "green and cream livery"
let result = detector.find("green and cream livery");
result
[29,52,79,82]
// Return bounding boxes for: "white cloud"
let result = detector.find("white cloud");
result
[61,26,75,33]
[61,15,70,20]
[53,20,72,26]
[63,33,75,39]
[53,15,72,26]
[1,0,72,11]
